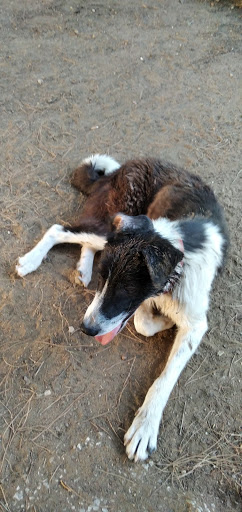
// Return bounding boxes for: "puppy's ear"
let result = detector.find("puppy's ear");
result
[142,242,183,289]
[112,213,153,232]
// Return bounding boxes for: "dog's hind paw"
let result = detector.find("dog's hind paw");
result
[16,251,43,277]
[124,406,159,462]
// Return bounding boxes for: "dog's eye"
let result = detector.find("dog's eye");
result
[97,170,105,176]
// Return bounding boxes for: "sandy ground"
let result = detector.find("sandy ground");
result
[0,1,241,511]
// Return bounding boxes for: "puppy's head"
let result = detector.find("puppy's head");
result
[81,214,183,345]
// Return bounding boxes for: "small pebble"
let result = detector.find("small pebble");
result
[13,490,23,501]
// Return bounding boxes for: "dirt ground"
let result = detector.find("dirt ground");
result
[0,1,241,511]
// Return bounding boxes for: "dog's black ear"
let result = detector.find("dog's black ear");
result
[112,213,153,232]
[141,242,183,289]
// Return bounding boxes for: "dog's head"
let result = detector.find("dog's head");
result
[81,214,183,344]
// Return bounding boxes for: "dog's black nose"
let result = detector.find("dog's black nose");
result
[80,322,99,337]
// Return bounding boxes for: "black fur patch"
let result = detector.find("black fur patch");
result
[64,217,110,236]
[179,219,207,253]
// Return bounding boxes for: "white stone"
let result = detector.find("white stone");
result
[13,490,23,501]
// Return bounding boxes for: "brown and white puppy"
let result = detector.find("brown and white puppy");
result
[16,154,228,461]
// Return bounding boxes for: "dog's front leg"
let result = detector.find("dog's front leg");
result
[124,318,207,461]
[76,245,96,287]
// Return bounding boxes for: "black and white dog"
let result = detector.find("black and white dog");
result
[16,154,228,462]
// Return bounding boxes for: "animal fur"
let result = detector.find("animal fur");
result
[16,154,228,461]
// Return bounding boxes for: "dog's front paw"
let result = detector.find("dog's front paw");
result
[76,265,92,288]
[124,406,159,462]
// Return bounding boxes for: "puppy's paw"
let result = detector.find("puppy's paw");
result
[16,251,43,277]
[124,406,159,462]
[76,265,92,287]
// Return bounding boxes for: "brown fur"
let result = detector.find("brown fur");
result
[69,159,219,234]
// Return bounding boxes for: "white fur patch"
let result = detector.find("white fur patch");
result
[82,154,120,175]
[152,217,181,248]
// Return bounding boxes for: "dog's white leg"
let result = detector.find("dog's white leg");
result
[124,317,207,461]
[16,224,65,277]
[76,245,96,287]
[16,225,106,277]
[134,301,174,336]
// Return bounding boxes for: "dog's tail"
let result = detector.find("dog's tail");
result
[71,154,121,192]
[83,154,121,177]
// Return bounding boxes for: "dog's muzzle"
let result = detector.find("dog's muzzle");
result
[80,321,100,337]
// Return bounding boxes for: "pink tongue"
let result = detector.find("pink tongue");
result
[95,324,122,345]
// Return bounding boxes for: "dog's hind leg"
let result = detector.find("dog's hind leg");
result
[134,300,174,337]
[16,224,106,279]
